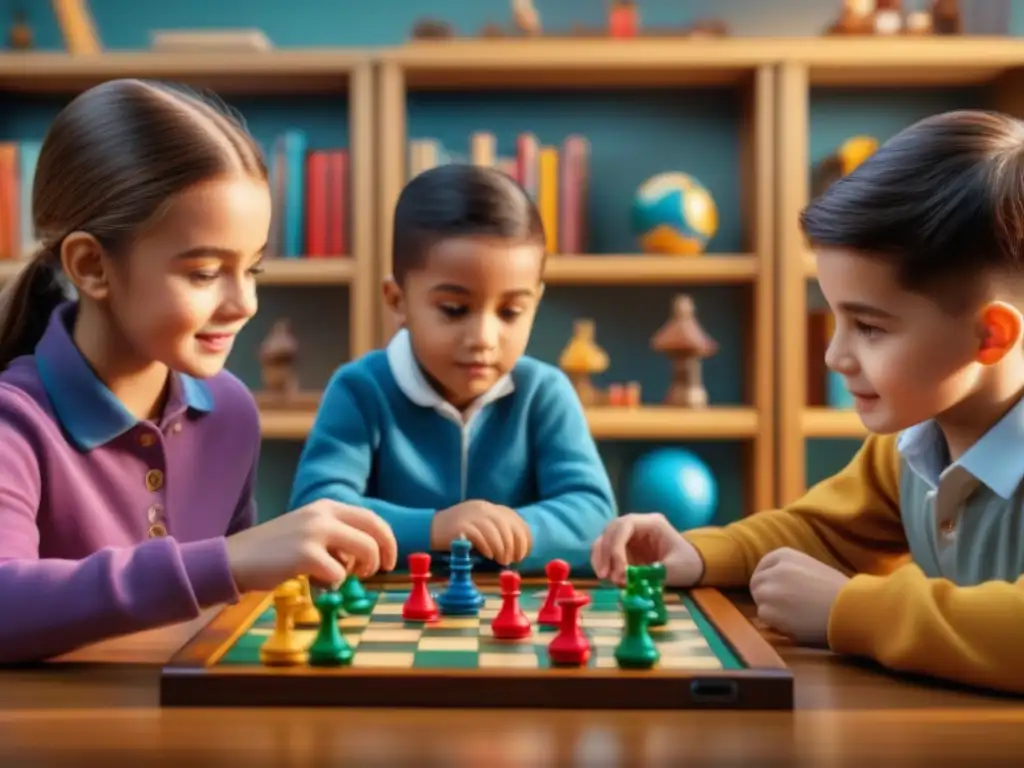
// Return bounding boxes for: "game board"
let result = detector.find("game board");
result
[162,576,793,709]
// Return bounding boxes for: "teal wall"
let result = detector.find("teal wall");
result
[1,1,1018,521]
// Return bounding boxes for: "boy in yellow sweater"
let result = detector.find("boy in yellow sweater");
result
[592,109,1024,695]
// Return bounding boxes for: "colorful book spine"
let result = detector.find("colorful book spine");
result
[404,131,590,255]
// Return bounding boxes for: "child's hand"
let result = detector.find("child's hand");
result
[431,500,532,565]
[590,512,703,587]
[225,500,398,593]
[749,547,850,645]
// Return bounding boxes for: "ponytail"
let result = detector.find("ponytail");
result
[0,247,72,371]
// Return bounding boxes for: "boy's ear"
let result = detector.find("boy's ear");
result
[976,301,1022,365]
[60,231,109,300]
[381,276,407,327]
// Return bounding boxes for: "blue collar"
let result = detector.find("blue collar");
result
[35,302,215,451]
[898,394,1024,499]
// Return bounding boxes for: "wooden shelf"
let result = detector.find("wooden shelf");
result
[802,408,867,439]
[258,258,354,285]
[543,254,758,285]
[586,406,758,440]
[259,404,758,441]
[0,50,367,93]
[0,257,355,286]
[382,38,772,88]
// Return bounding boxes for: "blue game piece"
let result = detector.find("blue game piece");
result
[436,535,485,616]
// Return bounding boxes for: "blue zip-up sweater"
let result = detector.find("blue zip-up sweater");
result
[289,329,617,573]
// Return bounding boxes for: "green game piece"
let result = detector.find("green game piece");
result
[615,592,659,669]
[624,565,664,626]
[340,573,373,615]
[644,562,669,627]
[308,589,353,666]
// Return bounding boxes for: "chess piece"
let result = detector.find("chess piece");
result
[626,564,667,627]
[340,573,373,615]
[873,0,903,33]
[511,0,541,35]
[259,318,299,401]
[651,295,718,408]
[259,579,309,666]
[558,319,609,406]
[547,590,591,666]
[437,535,485,616]
[614,592,660,669]
[308,588,354,666]
[403,552,440,621]
[294,574,321,626]
[491,570,532,640]
[537,558,570,627]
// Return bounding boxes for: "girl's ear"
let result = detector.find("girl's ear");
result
[60,232,110,301]
[976,301,1022,365]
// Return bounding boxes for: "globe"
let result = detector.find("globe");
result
[631,172,718,255]
[625,448,717,531]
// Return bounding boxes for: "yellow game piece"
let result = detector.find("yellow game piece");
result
[260,578,309,666]
[294,575,321,627]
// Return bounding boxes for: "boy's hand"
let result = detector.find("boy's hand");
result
[225,500,398,593]
[431,501,532,565]
[590,512,703,587]
[749,547,849,646]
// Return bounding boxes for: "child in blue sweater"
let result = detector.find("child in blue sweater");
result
[290,163,616,572]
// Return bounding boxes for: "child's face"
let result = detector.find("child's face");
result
[388,236,544,408]
[816,248,985,434]
[110,176,270,378]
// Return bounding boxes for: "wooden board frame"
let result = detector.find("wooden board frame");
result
[161,577,793,710]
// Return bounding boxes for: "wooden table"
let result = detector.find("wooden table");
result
[1,595,1020,766]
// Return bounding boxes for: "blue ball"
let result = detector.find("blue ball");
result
[631,172,718,255]
[626,448,717,531]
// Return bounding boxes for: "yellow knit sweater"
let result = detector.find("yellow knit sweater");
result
[683,432,1024,694]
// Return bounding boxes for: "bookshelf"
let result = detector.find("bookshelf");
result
[0,50,376,438]
[377,39,777,516]
[774,39,1024,504]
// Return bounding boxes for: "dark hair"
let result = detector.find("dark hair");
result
[390,163,546,283]
[0,78,266,369]
[799,109,1024,304]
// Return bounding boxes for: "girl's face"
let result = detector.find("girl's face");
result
[109,176,271,378]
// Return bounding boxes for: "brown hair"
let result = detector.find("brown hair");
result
[391,163,546,283]
[800,109,1024,307]
[0,78,266,369]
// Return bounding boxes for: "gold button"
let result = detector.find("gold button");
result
[145,469,164,492]
[147,503,164,524]
[139,432,156,447]
[148,522,167,538]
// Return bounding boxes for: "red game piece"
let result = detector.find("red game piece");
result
[402,552,439,621]
[491,570,532,640]
[547,589,592,666]
[537,558,571,626]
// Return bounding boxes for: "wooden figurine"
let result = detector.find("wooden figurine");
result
[259,319,299,401]
[651,295,718,408]
[558,319,609,407]
[932,0,962,34]
[873,0,903,34]
[512,0,541,36]
[8,8,33,49]
[828,0,876,34]
[609,0,639,38]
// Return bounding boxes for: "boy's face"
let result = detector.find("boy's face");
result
[816,248,986,434]
[386,236,544,409]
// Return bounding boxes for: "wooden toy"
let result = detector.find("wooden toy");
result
[651,295,718,408]
[258,318,299,400]
[160,568,793,710]
[558,319,609,407]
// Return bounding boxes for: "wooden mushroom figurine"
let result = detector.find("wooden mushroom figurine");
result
[558,319,609,406]
[651,295,718,408]
[259,318,299,402]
